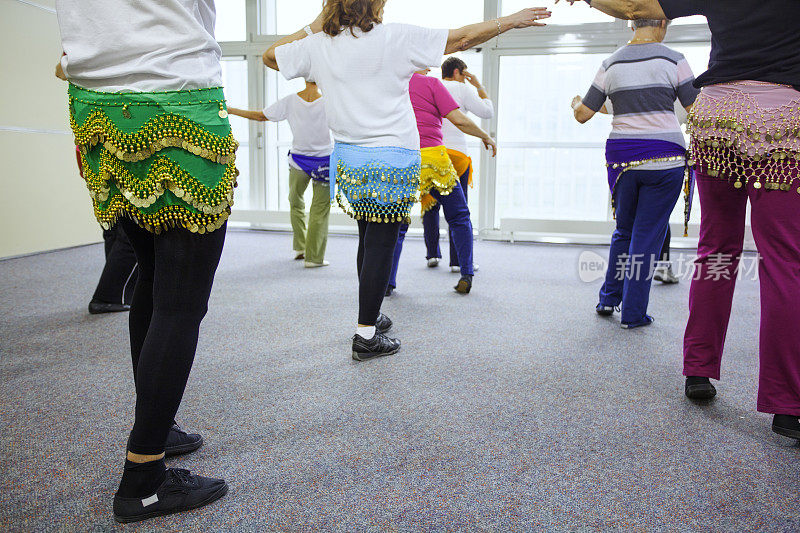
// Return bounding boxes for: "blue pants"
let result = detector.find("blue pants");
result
[390,181,474,288]
[599,167,684,325]
[423,167,471,266]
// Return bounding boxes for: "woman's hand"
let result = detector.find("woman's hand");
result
[482,135,498,157]
[571,95,583,110]
[55,61,67,81]
[506,7,552,28]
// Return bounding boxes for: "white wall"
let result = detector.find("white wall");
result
[0,0,100,258]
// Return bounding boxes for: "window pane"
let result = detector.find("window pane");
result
[221,58,252,210]
[216,0,246,42]
[495,53,614,224]
[502,0,614,24]
[275,0,325,35]
[383,0,483,28]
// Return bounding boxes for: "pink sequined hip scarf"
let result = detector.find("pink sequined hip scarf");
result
[688,81,800,191]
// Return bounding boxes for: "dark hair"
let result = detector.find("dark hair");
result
[441,57,468,79]
[322,0,387,37]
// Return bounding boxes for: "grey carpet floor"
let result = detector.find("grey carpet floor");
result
[1,230,798,532]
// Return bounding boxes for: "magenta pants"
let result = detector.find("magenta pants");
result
[684,172,800,415]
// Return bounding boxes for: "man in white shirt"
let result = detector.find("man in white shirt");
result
[424,57,495,272]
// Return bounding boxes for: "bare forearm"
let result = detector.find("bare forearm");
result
[446,19,508,54]
[227,107,267,122]
[585,0,666,20]
[452,116,489,141]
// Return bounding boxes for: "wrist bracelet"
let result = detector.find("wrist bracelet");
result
[495,18,502,37]
[304,25,314,36]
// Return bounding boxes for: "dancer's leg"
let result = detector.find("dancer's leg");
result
[305,179,331,264]
[683,172,747,380]
[620,167,684,325]
[422,204,442,260]
[748,185,800,416]
[127,224,227,454]
[358,221,401,326]
[599,174,638,308]
[388,224,408,289]
[119,218,156,384]
[434,183,474,277]
[449,168,471,267]
[288,168,310,254]
[92,224,139,306]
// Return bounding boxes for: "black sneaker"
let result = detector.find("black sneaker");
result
[375,313,393,335]
[685,376,717,400]
[113,468,228,524]
[88,300,131,314]
[455,275,473,294]
[595,304,616,316]
[352,333,401,361]
[772,415,800,440]
[165,424,203,457]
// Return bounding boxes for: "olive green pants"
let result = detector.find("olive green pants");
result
[288,167,330,264]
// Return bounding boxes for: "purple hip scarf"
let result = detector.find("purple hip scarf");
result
[290,152,331,183]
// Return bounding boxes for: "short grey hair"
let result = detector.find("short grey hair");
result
[631,19,670,29]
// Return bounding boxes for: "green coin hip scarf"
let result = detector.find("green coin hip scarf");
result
[68,84,239,234]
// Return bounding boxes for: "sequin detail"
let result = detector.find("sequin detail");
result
[335,160,420,223]
[688,82,800,191]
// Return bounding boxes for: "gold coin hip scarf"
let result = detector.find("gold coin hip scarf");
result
[418,146,460,216]
[330,143,421,224]
[688,81,800,192]
[68,83,239,234]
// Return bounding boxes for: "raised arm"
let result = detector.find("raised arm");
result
[445,8,551,54]
[227,107,268,122]
[263,12,325,70]
[555,0,666,19]
[445,109,497,157]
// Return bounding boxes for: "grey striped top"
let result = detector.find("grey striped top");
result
[583,43,700,148]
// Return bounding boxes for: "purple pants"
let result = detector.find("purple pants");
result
[683,171,800,415]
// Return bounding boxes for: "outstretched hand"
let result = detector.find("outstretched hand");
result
[483,136,498,157]
[507,7,552,28]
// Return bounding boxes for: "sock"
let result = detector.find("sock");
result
[357,326,376,339]
[116,459,167,499]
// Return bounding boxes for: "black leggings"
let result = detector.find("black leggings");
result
[92,224,138,305]
[356,220,401,326]
[120,218,227,455]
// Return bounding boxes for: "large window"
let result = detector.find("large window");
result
[217,0,712,240]
[495,52,613,225]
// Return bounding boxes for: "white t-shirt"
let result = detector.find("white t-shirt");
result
[263,94,334,168]
[275,24,449,150]
[56,0,222,92]
[441,79,495,155]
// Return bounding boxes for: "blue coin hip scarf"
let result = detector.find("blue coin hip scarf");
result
[330,143,421,224]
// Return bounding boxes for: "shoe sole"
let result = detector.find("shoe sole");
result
[352,346,401,362]
[596,309,614,317]
[455,280,471,294]
[113,482,228,524]
[772,424,800,440]
[685,385,717,400]
[164,436,204,458]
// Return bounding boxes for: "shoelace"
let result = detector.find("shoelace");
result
[169,468,194,486]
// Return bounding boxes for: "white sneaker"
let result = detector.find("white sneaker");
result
[451,264,479,273]
[654,265,679,284]
[427,258,440,268]
[294,251,305,260]
[304,260,330,268]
